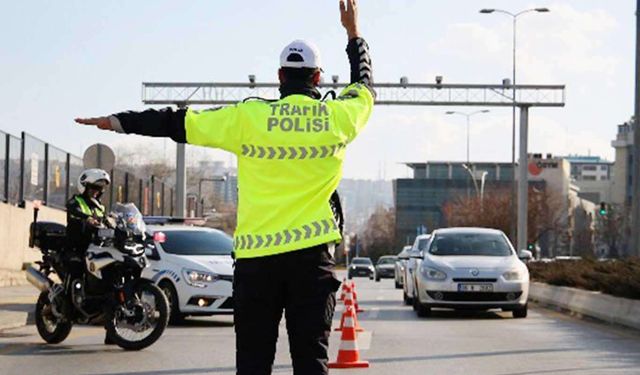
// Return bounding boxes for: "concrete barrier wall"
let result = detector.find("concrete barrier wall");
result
[0,201,66,286]
[529,282,640,331]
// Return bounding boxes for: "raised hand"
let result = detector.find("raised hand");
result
[74,116,112,130]
[339,0,360,39]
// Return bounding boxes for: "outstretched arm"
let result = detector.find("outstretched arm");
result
[75,107,187,143]
[340,0,373,88]
[76,104,243,154]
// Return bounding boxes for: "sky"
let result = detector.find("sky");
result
[0,0,635,179]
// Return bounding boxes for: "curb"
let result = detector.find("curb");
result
[529,282,640,331]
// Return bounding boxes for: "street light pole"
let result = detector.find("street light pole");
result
[631,0,640,257]
[479,171,489,210]
[445,110,490,165]
[480,7,550,247]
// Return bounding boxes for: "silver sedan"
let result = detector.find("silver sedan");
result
[412,227,531,319]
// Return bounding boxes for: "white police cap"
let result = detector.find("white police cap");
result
[280,40,322,69]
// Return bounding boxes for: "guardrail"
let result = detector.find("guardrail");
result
[1,129,174,215]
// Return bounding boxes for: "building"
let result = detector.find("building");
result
[565,155,613,182]
[526,154,597,257]
[338,179,393,233]
[394,161,514,246]
[563,155,614,204]
[188,161,238,214]
[611,118,635,205]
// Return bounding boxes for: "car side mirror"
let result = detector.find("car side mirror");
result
[145,243,161,261]
[518,249,533,262]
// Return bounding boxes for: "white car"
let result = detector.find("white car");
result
[143,223,234,323]
[412,227,532,318]
[394,245,412,289]
[403,234,431,305]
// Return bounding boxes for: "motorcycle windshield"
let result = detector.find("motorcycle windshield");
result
[112,203,147,238]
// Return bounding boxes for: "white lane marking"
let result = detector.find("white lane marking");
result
[367,307,380,319]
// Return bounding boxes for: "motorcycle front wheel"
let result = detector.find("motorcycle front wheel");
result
[106,281,169,351]
[35,291,73,344]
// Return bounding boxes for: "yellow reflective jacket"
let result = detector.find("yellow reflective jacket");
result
[185,84,374,258]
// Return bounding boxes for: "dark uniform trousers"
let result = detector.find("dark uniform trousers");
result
[234,244,342,375]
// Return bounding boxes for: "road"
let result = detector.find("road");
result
[1,272,640,375]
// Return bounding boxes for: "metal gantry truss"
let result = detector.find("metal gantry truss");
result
[141,82,565,107]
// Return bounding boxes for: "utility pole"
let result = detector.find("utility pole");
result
[631,0,640,257]
[517,106,530,252]
[175,103,187,218]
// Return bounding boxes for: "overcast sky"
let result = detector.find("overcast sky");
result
[0,1,635,179]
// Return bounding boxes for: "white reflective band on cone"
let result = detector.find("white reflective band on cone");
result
[339,340,359,351]
[344,317,355,327]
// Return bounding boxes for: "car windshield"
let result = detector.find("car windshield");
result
[429,232,512,256]
[377,257,396,265]
[417,237,430,251]
[352,258,372,265]
[159,230,233,256]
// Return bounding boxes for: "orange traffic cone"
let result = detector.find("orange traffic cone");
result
[351,282,364,313]
[334,290,364,332]
[338,280,350,301]
[329,305,369,369]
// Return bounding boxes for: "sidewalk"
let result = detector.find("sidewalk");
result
[0,285,38,331]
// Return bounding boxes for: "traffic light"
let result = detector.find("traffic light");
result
[527,243,534,251]
[599,202,607,216]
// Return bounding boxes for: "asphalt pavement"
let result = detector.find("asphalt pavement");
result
[1,272,640,375]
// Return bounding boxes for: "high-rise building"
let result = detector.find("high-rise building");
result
[611,119,635,205]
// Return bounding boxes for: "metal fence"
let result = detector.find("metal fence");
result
[1,129,174,215]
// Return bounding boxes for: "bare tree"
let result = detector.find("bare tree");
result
[595,204,631,258]
[443,187,567,256]
[360,206,396,262]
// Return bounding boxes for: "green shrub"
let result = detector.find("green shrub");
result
[529,258,640,300]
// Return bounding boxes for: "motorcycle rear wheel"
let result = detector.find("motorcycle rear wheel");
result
[35,291,72,344]
[106,281,169,351]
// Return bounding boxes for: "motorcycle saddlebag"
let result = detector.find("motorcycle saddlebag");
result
[29,221,66,251]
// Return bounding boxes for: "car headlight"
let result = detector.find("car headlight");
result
[369,266,375,270]
[182,268,220,288]
[502,270,523,281]
[420,266,447,280]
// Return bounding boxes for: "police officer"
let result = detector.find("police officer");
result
[65,168,115,345]
[75,0,373,372]
[66,168,110,254]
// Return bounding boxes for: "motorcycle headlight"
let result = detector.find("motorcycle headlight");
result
[182,268,220,288]
[420,266,447,281]
[502,270,523,281]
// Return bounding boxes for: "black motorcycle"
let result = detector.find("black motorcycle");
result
[26,202,169,350]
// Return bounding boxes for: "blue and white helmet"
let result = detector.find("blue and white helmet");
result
[78,168,110,194]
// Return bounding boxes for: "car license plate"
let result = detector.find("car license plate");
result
[458,284,493,292]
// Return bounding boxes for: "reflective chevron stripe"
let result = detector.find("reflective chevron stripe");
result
[234,219,338,251]
[241,143,346,159]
